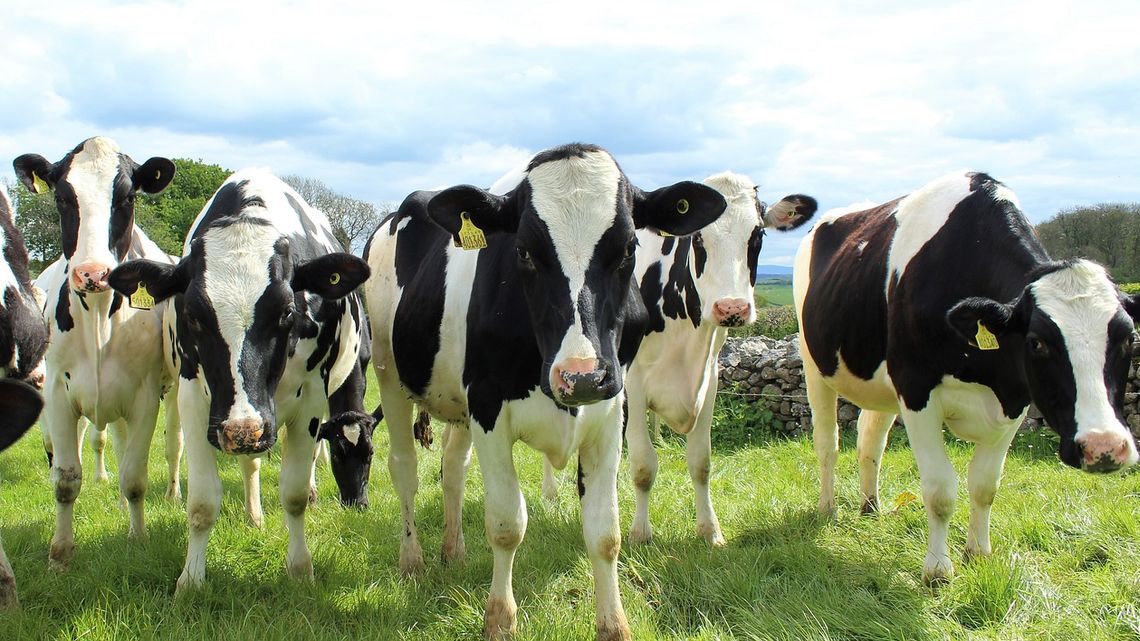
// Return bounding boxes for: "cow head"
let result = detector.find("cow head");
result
[692,172,817,327]
[108,223,370,455]
[428,144,727,406]
[14,137,175,294]
[948,260,1140,472]
[317,409,377,507]
[0,189,49,383]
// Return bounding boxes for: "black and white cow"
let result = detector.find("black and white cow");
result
[107,168,370,592]
[622,171,816,546]
[14,137,181,570]
[794,171,1140,584]
[365,143,727,640]
[0,379,45,609]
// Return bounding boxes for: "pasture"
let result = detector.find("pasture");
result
[0,377,1138,640]
[753,278,794,308]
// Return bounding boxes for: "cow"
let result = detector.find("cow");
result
[623,171,816,546]
[793,171,1140,584]
[0,379,46,609]
[364,143,727,640]
[107,168,370,592]
[14,137,182,570]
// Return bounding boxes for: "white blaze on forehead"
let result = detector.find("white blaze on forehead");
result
[527,151,621,362]
[66,137,124,266]
[201,220,281,421]
[888,171,976,281]
[1032,260,1129,436]
[343,424,362,446]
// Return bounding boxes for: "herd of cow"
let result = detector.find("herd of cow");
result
[0,136,1135,640]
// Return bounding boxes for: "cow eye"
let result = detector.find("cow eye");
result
[1027,335,1049,356]
[279,308,296,329]
[623,239,637,259]
[517,247,534,268]
[187,316,203,333]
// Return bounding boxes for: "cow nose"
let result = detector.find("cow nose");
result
[551,357,608,405]
[712,298,752,327]
[1078,430,1139,472]
[218,417,273,454]
[70,262,112,293]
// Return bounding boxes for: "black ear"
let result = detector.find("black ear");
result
[13,154,55,194]
[134,157,176,194]
[764,194,818,231]
[946,296,1023,347]
[633,181,727,236]
[1123,293,1140,323]
[0,379,43,452]
[426,185,517,243]
[108,258,189,303]
[292,253,370,299]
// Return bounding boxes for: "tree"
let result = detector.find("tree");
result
[1036,203,1140,282]
[136,158,231,255]
[5,179,61,274]
[281,174,388,252]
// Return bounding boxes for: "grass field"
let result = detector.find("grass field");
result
[754,278,794,308]
[0,384,1138,640]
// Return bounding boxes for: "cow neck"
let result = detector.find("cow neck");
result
[72,287,123,426]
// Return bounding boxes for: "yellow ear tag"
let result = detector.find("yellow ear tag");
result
[32,173,50,195]
[975,321,1000,351]
[329,272,341,285]
[130,282,155,310]
[676,198,690,214]
[892,490,919,513]
[456,212,487,251]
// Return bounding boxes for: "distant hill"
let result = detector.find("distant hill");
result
[755,264,793,277]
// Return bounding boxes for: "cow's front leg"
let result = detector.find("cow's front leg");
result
[47,381,82,572]
[856,410,896,514]
[473,426,526,640]
[378,369,423,575]
[441,422,472,565]
[86,419,110,483]
[164,393,184,501]
[281,419,317,582]
[965,421,1019,560]
[805,365,840,516]
[688,374,724,547]
[122,391,161,539]
[902,406,957,585]
[0,534,17,610]
[580,403,631,641]
[625,374,657,544]
[176,384,220,596]
[239,455,263,528]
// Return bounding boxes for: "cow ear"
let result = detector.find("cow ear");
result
[633,181,727,236]
[13,154,56,195]
[134,157,176,194]
[0,379,43,452]
[108,258,189,303]
[292,253,370,299]
[764,194,818,231]
[427,185,517,244]
[947,296,1025,347]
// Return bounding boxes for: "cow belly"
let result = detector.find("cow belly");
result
[636,325,720,433]
[821,357,899,413]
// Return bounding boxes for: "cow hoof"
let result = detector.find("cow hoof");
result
[817,498,838,518]
[174,573,202,599]
[860,496,879,515]
[963,543,992,562]
[287,558,315,582]
[399,544,425,576]
[165,485,183,502]
[628,524,652,545]
[48,541,74,572]
[541,486,560,505]
[922,557,954,587]
[246,510,264,529]
[93,471,110,483]
[483,596,517,640]
[596,618,632,641]
[0,572,17,610]
[308,485,318,506]
[697,523,726,548]
[442,534,466,565]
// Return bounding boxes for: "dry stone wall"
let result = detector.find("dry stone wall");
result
[717,334,1140,438]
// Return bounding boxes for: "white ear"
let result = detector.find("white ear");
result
[343,424,361,446]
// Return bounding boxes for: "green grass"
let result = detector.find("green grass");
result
[1,385,1139,640]
[754,279,794,308]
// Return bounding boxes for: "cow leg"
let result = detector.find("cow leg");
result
[902,407,957,585]
[239,456,263,528]
[176,384,220,596]
[164,394,183,501]
[580,401,631,641]
[474,426,526,640]
[805,365,840,516]
[307,450,319,505]
[378,370,423,575]
[441,422,472,565]
[688,374,724,547]
[0,532,17,610]
[281,421,317,582]
[121,391,161,539]
[965,422,1019,560]
[87,420,109,483]
[856,410,896,514]
[541,457,560,504]
[625,374,657,545]
[47,382,82,571]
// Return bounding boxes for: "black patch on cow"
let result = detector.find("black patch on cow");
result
[639,262,666,334]
[527,143,605,171]
[576,459,585,499]
[108,292,123,317]
[55,279,74,332]
[76,292,89,312]
[746,226,764,287]
[660,236,675,255]
[692,233,708,278]
[308,417,320,438]
[661,237,701,329]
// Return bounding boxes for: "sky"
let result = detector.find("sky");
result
[2,0,1138,266]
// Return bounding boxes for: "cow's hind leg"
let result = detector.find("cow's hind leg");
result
[625,376,657,544]
[856,410,896,514]
[240,456,263,528]
[804,365,840,516]
[164,394,183,501]
[281,419,318,581]
[441,421,472,565]
[378,370,423,575]
[87,420,109,483]
[176,384,220,595]
[0,534,17,609]
[902,406,957,585]
[688,375,724,546]
[541,457,560,504]
[121,392,161,539]
[473,426,526,640]
[965,421,1019,560]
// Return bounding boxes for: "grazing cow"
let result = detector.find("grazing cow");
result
[14,137,180,570]
[794,171,1140,584]
[107,168,370,592]
[623,171,816,546]
[0,379,46,609]
[365,143,727,640]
